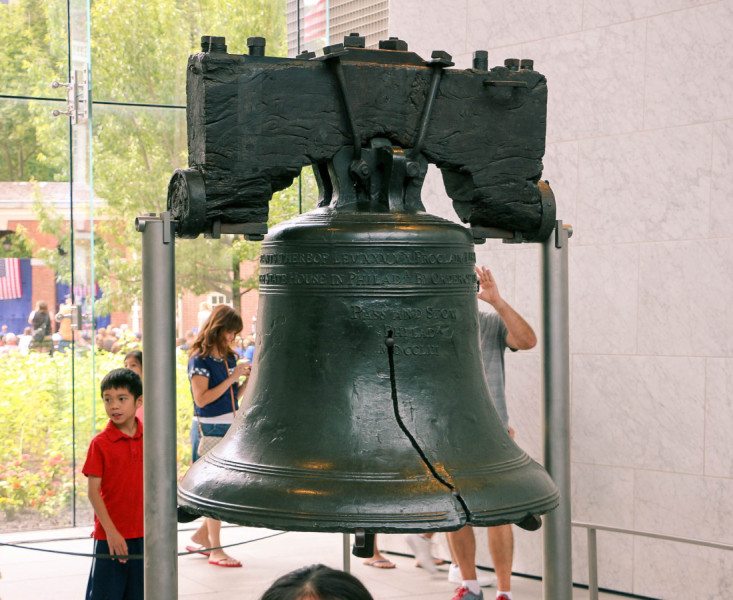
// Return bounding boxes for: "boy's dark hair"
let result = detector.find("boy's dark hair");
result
[101,368,143,399]
[260,564,373,600]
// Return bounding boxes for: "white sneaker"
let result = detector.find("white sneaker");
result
[448,563,496,587]
[406,534,438,574]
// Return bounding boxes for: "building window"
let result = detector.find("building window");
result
[208,293,228,307]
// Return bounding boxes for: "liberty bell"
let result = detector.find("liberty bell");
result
[174,35,559,533]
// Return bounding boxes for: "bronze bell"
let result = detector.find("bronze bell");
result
[178,208,559,532]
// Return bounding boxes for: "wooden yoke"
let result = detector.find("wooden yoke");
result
[167,34,555,242]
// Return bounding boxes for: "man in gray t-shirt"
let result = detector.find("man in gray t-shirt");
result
[478,311,511,429]
[446,266,538,600]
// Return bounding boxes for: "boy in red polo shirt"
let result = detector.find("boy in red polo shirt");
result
[83,368,144,600]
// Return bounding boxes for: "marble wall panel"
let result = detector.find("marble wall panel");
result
[576,124,712,245]
[387,0,468,59]
[634,470,733,543]
[571,355,705,473]
[637,238,733,357]
[571,463,635,527]
[512,244,541,336]
[475,241,518,308]
[512,528,544,576]
[504,352,542,462]
[632,536,733,599]
[644,1,733,129]
[572,529,634,591]
[461,25,645,142]
[710,120,733,238]
[705,358,733,477]
[382,2,733,596]
[543,140,579,228]
[582,0,712,29]
[569,243,639,355]
[420,165,456,222]
[499,20,647,143]
[465,0,583,48]
[449,52,474,70]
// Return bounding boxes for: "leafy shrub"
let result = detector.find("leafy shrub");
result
[0,349,196,530]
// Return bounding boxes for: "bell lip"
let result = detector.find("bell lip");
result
[176,487,559,533]
[177,487,466,533]
[465,489,559,527]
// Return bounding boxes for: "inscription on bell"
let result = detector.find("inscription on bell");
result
[351,306,458,321]
[260,249,475,266]
[258,269,476,287]
[350,303,458,357]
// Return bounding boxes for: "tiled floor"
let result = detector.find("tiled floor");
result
[0,523,618,599]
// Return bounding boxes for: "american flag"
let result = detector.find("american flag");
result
[0,258,22,300]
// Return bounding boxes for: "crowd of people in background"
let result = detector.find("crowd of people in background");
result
[0,298,256,360]
[0,317,139,356]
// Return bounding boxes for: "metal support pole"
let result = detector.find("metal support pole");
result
[587,527,599,600]
[541,220,573,599]
[342,533,351,573]
[139,212,177,600]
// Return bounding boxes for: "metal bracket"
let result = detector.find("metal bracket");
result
[135,212,158,233]
[162,211,173,244]
[354,529,366,548]
[206,221,268,241]
[411,50,453,158]
[135,212,179,239]
[320,45,360,157]
[483,79,528,88]
[377,145,408,212]
[554,220,573,249]
[51,67,89,124]
[320,44,371,193]
[470,226,522,245]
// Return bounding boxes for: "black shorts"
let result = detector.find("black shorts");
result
[86,537,144,600]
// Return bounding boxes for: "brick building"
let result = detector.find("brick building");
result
[0,181,260,339]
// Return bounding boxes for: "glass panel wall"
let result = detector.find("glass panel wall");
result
[1,0,325,532]
[0,92,73,530]
[0,0,75,533]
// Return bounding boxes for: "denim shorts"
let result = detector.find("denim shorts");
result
[190,420,231,463]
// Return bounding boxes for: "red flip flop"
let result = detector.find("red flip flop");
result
[185,545,210,557]
[208,557,242,568]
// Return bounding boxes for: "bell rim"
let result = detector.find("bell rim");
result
[176,484,559,533]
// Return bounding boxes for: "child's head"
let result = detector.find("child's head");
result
[100,368,143,428]
[190,304,243,358]
[123,350,143,377]
[260,564,373,600]
[101,368,143,399]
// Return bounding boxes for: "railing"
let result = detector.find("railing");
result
[572,521,733,600]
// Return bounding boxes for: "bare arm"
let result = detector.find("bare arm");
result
[476,266,537,350]
[87,476,128,562]
[236,366,251,401]
[190,362,251,408]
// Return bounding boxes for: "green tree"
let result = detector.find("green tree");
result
[2,0,324,314]
[0,0,68,181]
